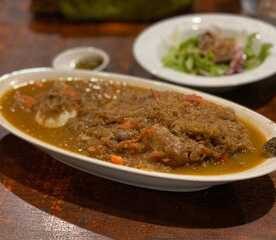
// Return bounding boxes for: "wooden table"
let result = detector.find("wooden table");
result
[0,1,275,239]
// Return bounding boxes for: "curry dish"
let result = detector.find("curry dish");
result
[0,78,267,175]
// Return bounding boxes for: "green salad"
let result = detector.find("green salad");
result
[162,31,272,76]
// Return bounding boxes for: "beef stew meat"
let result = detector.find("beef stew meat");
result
[0,78,268,175]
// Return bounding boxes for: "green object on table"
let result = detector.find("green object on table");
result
[244,33,272,70]
[162,37,230,76]
[58,0,193,21]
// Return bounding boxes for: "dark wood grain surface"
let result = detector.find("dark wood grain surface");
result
[0,1,275,239]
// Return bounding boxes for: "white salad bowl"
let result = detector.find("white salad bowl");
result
[0,68,275,192]
[134,14,276,91]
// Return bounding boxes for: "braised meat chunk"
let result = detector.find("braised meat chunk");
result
[141,124,219,166]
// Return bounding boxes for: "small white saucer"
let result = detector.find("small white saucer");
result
[52,47,110,71]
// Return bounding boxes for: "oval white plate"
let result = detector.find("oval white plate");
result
[134,14,276,90]
[53,47,110,71]
[0,68,275,192]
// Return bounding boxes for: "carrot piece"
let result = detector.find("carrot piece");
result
[221,153,229,162]
[111,155,125,165]
[15,92,36,108]
[151,90,160,101]
[34,82,44,88]
[22,96,35,108]
[183,94,204,104]
[63,84,79,99]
